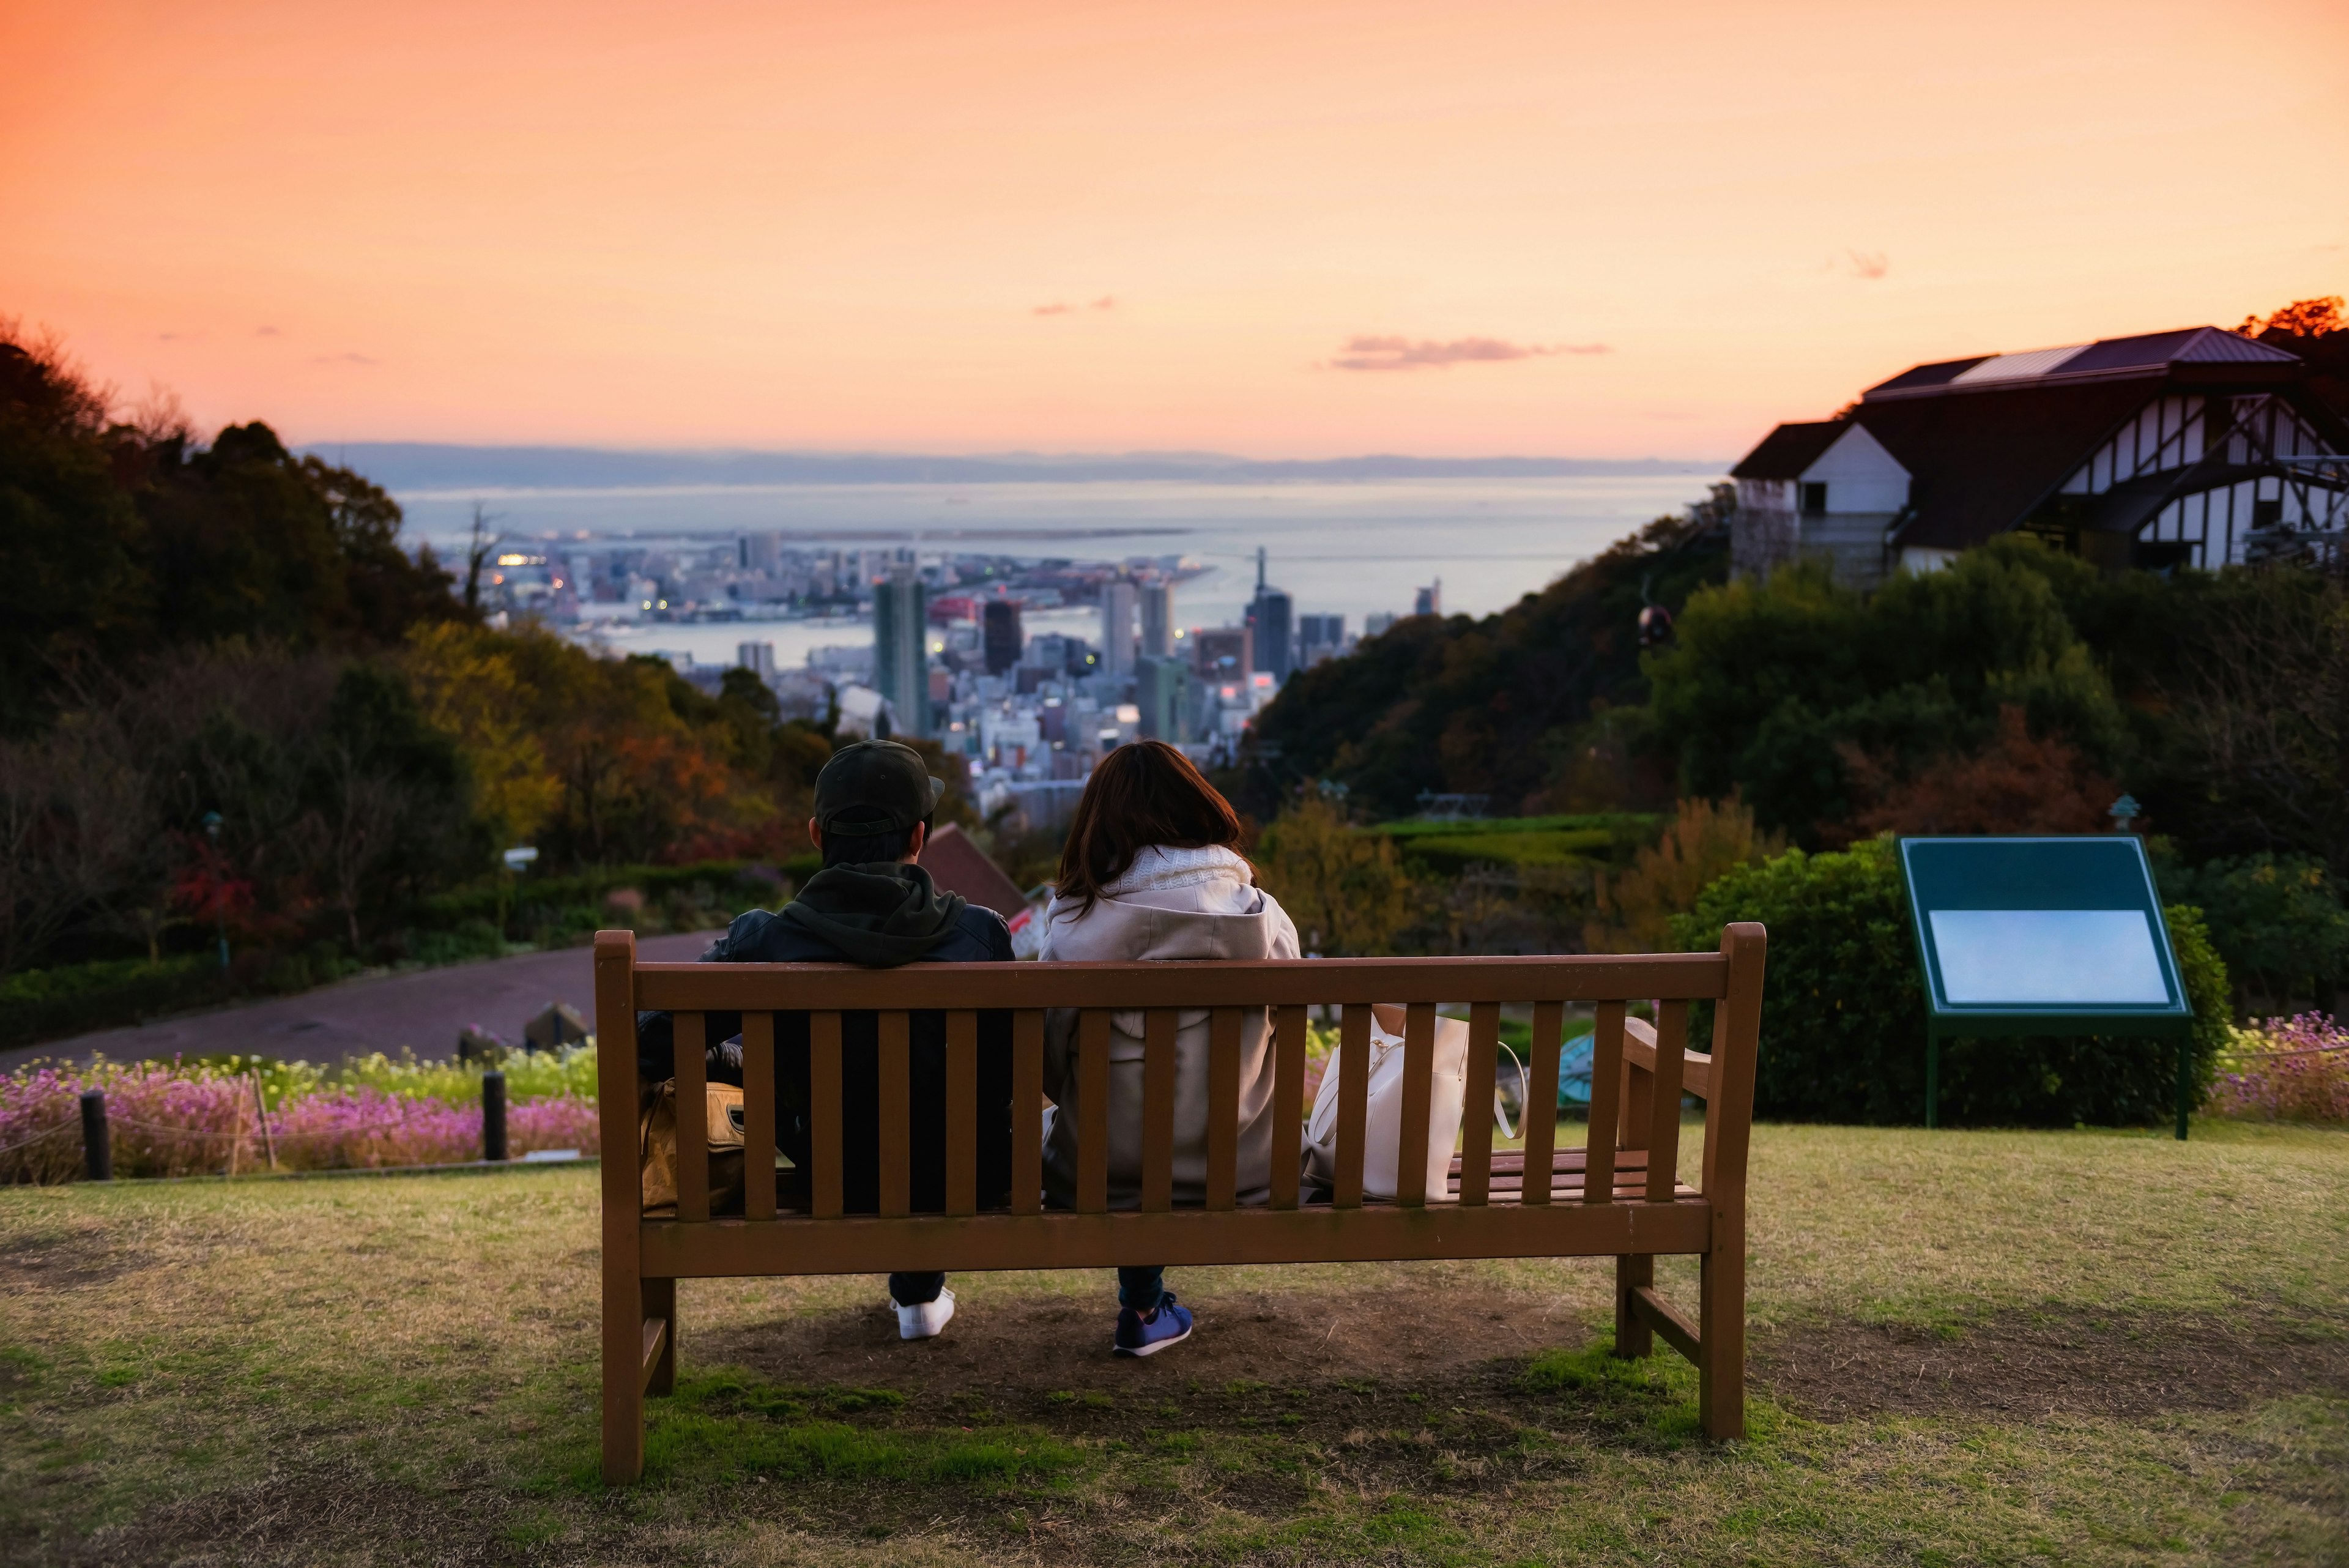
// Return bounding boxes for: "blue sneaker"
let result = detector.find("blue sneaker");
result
[1112,1291,1194,1358]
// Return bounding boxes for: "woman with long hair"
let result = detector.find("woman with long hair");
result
[1039,740,1301,1356]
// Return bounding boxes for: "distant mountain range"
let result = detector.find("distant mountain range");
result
[305,444,1726,491]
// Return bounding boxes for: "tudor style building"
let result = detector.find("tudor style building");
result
[1729,325,2349,585]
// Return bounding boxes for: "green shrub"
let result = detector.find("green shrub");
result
[2154,850,2349,1011]
[0,956,225,1050]
[1673,836,2231,1127]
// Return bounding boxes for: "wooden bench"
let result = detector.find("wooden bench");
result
[593,922,1766,1484]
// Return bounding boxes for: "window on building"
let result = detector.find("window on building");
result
[1800,481,1828,515]
[2251,497,2284,530]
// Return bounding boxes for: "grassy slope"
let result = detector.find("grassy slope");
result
[1,1121,2343,1566]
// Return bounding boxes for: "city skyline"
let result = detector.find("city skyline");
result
[6,0,2342,460]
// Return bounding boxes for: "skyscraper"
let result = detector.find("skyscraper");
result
[1140,581,1174,659]
[1414,579,1443,618]
[1099,579,1137,680]
[872,568,930,738]
[1135,655,1197,743]
[982,598,1023,675]
[1247,549,1293,683]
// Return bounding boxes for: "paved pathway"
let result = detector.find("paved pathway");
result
[1,933,721,1073]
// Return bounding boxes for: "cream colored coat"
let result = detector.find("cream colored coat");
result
[1039,846,1301,1209]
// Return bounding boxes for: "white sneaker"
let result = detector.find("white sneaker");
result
[891,1287,955,1340]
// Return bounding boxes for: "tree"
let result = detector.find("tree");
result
[2154,567,2349,883]
[0,331,152,735]
[461,503,503,616]
[1254,789,1411,956]
[1836,705,2118,841]
[1586,795,1781,953]
[2237,295,2349,421]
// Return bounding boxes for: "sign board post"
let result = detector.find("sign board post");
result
[1899,836,2197,1139]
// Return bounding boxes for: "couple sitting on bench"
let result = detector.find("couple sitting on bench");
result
[636,737,1299,1359]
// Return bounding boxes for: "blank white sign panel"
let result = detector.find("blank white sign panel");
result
[1927,910,2171,1006]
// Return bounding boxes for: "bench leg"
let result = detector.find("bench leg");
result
[602,1261,645,1484]
[1612,1254,1654,1358]
[1698,1244,1745,1440]
[643,1276,677,1397]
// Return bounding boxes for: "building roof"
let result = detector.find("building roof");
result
[1863,325,2301,403]
[918,823,1031,920]
[1728,420,1847,480]
[1850,379,2155,551]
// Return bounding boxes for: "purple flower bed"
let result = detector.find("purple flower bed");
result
[1,1060,601,1183]
[2211,1013,2349,1124]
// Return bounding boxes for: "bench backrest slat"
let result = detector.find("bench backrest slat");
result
[1520,1001,1563,1206]
[808,1011,844,1217]
[741,1013,777,1221]
[675,1011,709,1221]
[1644,1000,1689,1202]
[1395,1003,1436,1206]
[1334,1003,1371,1208]
[1077,1010,1111,1212]
[1459,1002,1500,1206]
[877,1011,911,1215]
[1205,1006,1244,1211]
[1011,1010,1044,1216]
[944,1011,978,1215]
[1269,1005,1307,1210]
[1583,1001,1627,1205]
[1140,1009,1177,1211]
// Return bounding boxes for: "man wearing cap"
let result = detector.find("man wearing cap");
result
[636,740,1015,1340]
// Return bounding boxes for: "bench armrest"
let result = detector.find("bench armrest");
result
[1622,1015,1712,1099]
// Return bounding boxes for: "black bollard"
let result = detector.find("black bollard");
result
[481,1070,508,1162]
[80,1090,112,1182]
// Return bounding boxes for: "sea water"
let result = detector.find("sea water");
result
[396,474,1722,666]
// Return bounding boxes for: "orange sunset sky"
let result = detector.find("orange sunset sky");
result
[5,0,2345,459]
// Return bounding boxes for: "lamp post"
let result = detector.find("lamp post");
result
[201,811,228,972]
[499,846,538,943]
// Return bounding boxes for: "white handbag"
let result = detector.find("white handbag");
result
[1302,1006,1471,1200]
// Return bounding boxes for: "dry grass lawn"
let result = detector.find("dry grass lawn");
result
[2,1119,2345,1566]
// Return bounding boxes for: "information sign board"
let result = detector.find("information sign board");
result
[1898,836,2195,1138]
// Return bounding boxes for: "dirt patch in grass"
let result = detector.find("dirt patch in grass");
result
[0,1231,143,1292]
[55,1464,506,1568]
[696,1274,1577,1404]
[1756,1307,2349,1421]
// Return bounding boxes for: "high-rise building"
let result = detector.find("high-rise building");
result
[1414,579,1443,617]
[1140,582,1174,658]
[1247,592,1293,683]
[1189,626,1252,680]
[1099,580,1137,680]
[982,598,1023,675]
[872,568,931,738]
[739,533,782,574]
[1365,611,1397,637]
[737,641,777,679]
[1135,655,1197,743]
[1296,614,1345,668]
[1247,547,1294,683]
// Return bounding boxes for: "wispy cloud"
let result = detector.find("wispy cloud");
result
[310,352,377,365]
[157,332,199,342]
[1032,302,1073,316]
[1034,295,1118,316]
[1089,295,1115,311]
[1329,335,1608,371]
[1846,249,1889,280]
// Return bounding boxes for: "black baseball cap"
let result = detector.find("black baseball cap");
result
[813,740,945,838]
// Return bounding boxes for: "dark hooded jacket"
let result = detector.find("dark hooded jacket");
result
[636,861,1015,1214]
